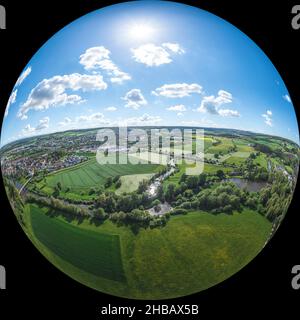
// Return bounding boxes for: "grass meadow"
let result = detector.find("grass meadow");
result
[26,204,272,299]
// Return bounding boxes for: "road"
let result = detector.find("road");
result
[19,176,33,195]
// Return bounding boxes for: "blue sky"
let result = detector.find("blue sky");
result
[1,0,299,146]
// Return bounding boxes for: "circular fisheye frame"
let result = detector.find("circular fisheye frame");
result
[1,1,299,299]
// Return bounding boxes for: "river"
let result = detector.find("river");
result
[146,165,176,198]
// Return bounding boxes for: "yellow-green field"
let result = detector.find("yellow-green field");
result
[26,204,272,299]
[116,173,155,195]
[34,157,162,199]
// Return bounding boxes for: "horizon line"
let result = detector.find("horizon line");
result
[1,125,299,149]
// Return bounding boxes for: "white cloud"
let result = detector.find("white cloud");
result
[152,83,203,98]
[80,46,110,69]
[18,112,163,139]
[181,118,218,128]
[22,124,36,134]
[123,89,147,109]
[177,112,184,117]
[5,89,18,117]
[18,73,107,120]
[131,42,184,67]
[105,106,117,112]
[58,112,161,130]
[58,113,110,128]
[79,46,131,84]
[167,104,186,112]
[262,110,273,127]
[197,90,239,117]
[218,109,240,117]
[58,117,72,127]
[132,44,171,67]
[162,43,185,54]
[283,94,292,103]
[76,112,108,123]
[36,117,50,131]
[22,116,50,135]
[266,110,272,116]
[16,66,32,86]
[122,113,162,126]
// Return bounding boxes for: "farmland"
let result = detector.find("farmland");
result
[30,204,125,282]
[36,157,162,198]
[1,126,299,299]
[206,137,235,154]
[116,173,155,195]
[27,204,271,299]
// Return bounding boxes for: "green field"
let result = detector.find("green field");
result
[3,125,298,300]
[253,153,268,169]
[234,141,255,152]
[230,151,251,158]
[199,136,218,151]
[203,163,233,174]
[30,205,125,282]
[254,137,283,150]
[27,205,272,299]
[38,157,162,196]
[163,161,234,188]
[116,173,155,195]
[236,144,254,152]
[225,156,247,165]
[206,137,234,154]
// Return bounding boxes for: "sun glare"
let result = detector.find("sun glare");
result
[129,23,155,40]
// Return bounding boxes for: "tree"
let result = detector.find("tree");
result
[137,179,149,193]
[96,193,116,212]
[165,183,176,201]
[117,195,134,212]
[113,175,120,183]
[151,198,161,212]
[105,177,113,188]
[180,173,187,183]
[249,152,256,159]
[115,179,122,189]
[216,169,225,180]
[245,197,257,210]
[156,184,164,201]
[171,208,188,215]
[105,194,116,212]
[223,204,232,214]
[53,186,60,197]
[94,208,106,220]
[89,187,96,195]
[217,192,230,207]
[183,189,194,198]
[178,182,188,194]
[198,173,207,187]
[152,199,161,207]
[229,195,241,210]
[186,175,199,189]
[57,182,62,190]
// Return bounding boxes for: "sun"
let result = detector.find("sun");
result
[128,23,155,40]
